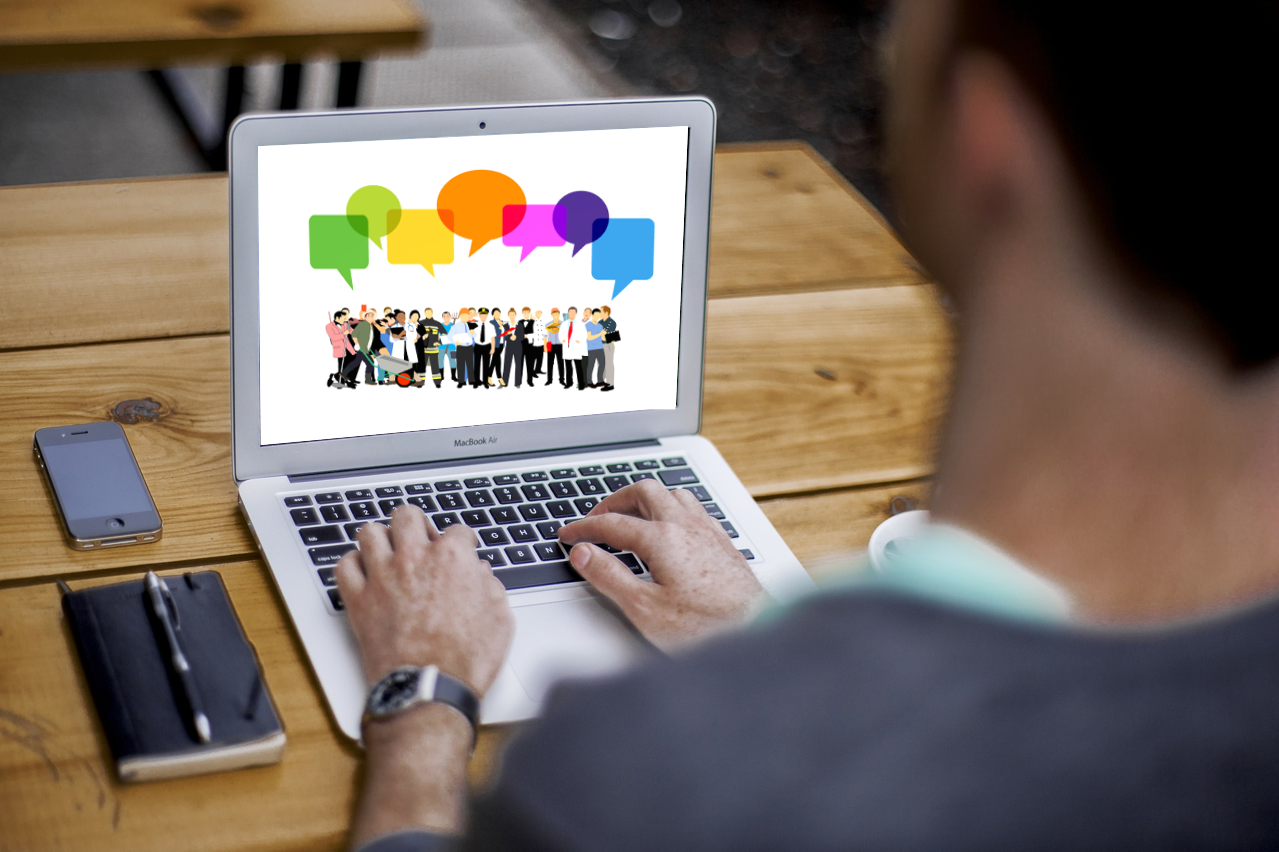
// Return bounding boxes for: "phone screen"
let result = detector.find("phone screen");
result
[42,436,155,521]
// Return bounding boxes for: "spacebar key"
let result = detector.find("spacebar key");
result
[495,560,582,590]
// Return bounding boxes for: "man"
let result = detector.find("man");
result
[473,308,495,389]
[450,309,475,389]
[543,308,563,387]
[500,308,524,388]
[584,308,606,388]
[351,310,379,386]
[325,309,359,388]
[560,305,588,390]
[439,312,455,384]
[600,305,617,391]
[530,309,547,378]
[518,307,537,385]
[339,2,1279,847]
[418,309,445,389]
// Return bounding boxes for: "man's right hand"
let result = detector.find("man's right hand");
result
[557,480,767,651]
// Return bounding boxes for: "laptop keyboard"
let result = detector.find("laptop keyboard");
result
[280,455,753,613]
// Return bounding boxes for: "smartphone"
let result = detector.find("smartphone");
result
[33,422,163,550]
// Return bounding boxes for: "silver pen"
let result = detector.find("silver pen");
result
[144,571,212,743]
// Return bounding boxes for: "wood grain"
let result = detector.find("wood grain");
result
[0,145,925,352]
[0,0,424,70]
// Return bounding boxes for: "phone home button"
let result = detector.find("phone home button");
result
[107,518,125,529]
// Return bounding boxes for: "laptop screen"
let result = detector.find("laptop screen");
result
[256,125,690,447]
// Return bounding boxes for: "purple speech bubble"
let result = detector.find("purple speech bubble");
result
[552,191,610,256]
[502,204,566,261]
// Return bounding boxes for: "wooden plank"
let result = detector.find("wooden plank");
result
[0,145,926,352]
[0,561,508,851]
[0,0,424,71]
[0,284,950,583]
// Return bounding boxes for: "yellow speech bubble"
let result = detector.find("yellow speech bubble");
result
[386,209,455,276]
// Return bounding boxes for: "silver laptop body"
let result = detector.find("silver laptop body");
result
[229,99,814,742]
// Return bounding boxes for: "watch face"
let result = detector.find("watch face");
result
[372,668,420,714]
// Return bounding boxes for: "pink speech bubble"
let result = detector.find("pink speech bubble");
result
[502,204,566,261]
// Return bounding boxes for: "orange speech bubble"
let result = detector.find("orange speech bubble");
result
[436,170,526,256]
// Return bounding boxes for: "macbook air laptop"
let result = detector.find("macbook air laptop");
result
[229,98,815,741]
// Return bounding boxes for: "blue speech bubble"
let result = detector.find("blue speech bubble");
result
[590,218,653,297]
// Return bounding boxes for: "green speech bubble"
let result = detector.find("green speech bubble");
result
[346,185,402,250]
[309,214,369,288]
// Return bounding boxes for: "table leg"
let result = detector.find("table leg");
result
[336,61,363,108]
[280,63,304,110]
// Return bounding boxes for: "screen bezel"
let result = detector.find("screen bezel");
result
[229,98,715,483]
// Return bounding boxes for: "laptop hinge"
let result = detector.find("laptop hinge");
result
[286,438,663,483]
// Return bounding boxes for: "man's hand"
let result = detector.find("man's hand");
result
[335,506,513,696]
[557,480,767,651]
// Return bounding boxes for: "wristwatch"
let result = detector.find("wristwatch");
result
[363,665,480,745]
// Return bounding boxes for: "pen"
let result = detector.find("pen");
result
[144,571,212,744]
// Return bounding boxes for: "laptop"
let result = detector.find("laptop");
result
[229,98,815,741]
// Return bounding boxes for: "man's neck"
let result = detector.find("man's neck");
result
[931,241,1279,624]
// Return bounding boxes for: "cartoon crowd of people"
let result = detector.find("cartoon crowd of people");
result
[325,305,620,392]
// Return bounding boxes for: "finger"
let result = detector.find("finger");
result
[569,543,653,614]
[586,479,683,522]
[356,521,394,572]
[335,550,366,598]
[558,512,658,554]
[438,521,480,561]
[390,504,430,555]
[670,487,723,531]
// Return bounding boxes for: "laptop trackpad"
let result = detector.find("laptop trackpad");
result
[508,596,646,705]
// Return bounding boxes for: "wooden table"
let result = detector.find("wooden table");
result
[0,142,950,850]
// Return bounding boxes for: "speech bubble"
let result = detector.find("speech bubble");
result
[346,185,402,250]
[553,191,610,256]
[591,217,654,297]
[310,214,369,288]
[502,204,566,261]
[437,170,526,256]
[387,209,456,276]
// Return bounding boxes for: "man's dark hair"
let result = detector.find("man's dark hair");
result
[953,2,1277,367]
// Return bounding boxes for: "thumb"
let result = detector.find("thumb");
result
[569,543,649,614]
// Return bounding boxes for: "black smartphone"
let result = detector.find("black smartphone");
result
[33,421,163,550]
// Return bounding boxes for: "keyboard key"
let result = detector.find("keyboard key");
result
[684,485,712,502]
[630,472,657,482]
[503,545,536,565]
[461,510,490,528]
[617,553,645,574]
[509,524,538,543]
[408,495,437,512]
[521,471,549,482]
[721,521,739,538]
[517,503,548,522]
[406,483,433,495]
[290,507,319,526]
[435,480,463,492]
[739,549,756,561]
[490,506,520,525]
[321,504,350,523]
[478,527,510,546]
[437,493,465,510]
[494,487,523,504]
[534,542,565,561]
[317,567,338,587]
[432,513,461,531]
[375,486,403,498]
[493,474,520,486]
[703,503,726,520]
[634,460,660,470]
[309,544,354,565]
[578,465,604,476]
[547,500,576,518]
[548,481,578,498]
[285,495,312,507]
[578,478,604,495]
[574,497,599,514]
[378,498,404,515]
[550,468,576,479]
[477,548,506,567]
[536,520,563,540]
[464,477,491,488]
[345,489,374,501]
[299,525,343,546]
[465,489,495,508]
[350,501,377,520]
[494,560,583,590]
[606,462,633,473]
[521,483,550,501]
[659,468,699,486]
[662,457,687,467]
[327,588,344,611]
[315,491,344,504]
[345,520,389,540]
[596,542,622,554]
[604,476,630,492]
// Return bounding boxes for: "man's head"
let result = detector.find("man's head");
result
[536,310,542,319]
[334,309,348,323]
[363,310,375,322]
[601,305,610,318]
[522,307,531,319]
[457,309,470,323]
[568,307,577,320]
[552,308,561,320]
[424,309,433,319]
[383,307,393,317]
[592,309,603,322]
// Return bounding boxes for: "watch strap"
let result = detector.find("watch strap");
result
[364,665,480,747]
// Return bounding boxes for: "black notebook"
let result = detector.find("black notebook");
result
[63,571,286,782]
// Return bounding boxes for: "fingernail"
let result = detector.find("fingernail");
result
[570,544,590,569]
